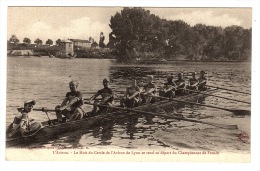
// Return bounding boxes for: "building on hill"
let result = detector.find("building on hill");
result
[69,39,91,49]
[56,39,75,58]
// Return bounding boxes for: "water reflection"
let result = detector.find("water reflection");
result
[125,116,139,140]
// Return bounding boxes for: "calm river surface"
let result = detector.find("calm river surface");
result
[6,56,251,153]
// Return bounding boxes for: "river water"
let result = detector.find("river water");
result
[6,56,251,153]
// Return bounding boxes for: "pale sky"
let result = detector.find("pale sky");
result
[7,7,252,44]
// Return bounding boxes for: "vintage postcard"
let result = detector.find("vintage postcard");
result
[1,0,259,170]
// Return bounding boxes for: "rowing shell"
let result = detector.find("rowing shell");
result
[6,88,219,147]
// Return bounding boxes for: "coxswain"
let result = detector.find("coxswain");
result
[120,80,141,108]
[187,72,199,92]
[174,72,186,96]
[55,81,84,122]
[198,71,207,91]
[7,100,42,137]
[140,75,157,104]
[89,78,114,114]
[159,74,176,98]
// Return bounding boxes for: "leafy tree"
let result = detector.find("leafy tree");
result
[56,39,61,45]
[9,35,19,43]
[109,7,251,62]
[34,38,43,45]
[109,8,167,62]
[46,39,53,45]
[241,28,252,60]
[223,26,245,60]
[23,37,31,44]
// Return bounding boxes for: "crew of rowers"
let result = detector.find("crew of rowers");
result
[7,71,207,138]
[89,70,207,111]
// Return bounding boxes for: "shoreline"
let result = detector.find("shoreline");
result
[7,55,251,63]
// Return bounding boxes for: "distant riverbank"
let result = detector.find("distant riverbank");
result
[7,49,250,63]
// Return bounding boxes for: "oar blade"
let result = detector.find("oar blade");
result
[232,109,251,116]
[206,122,238,129]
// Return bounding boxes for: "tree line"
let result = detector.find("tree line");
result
[108,7,252,62]
[8,36,99,48]
[9,35,59,46]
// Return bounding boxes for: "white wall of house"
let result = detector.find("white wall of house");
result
[10,50,34,56]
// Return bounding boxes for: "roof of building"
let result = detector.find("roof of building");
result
[60,39,72,43]
[69,39,91,43]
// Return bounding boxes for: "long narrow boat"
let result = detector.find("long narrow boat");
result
[6,88,219,147]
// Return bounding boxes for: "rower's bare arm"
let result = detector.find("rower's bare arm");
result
[145,88,155,95]
[192,81,199,87]
[199,80,206,85]
[165,86,176,92]
[89,93,100,101]
[60,97,68,107]
[177,82,185,88]
[103,94,113,102]
[128,91,140,99]
[60,97,79,110]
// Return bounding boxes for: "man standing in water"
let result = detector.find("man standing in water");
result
[7,100,42,137]
[140,75,157,104]
[198,71,207,91]
[120,80,141,108]
[55,81,84,122]
[89,78,114,114]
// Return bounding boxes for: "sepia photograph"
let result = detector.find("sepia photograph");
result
[1,0,259,170]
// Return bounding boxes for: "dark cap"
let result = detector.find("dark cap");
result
[200,71,207,74]
[24,100,36,106]
[103,78,110,83]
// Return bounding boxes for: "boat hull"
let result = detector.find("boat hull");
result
[6,88,219,147]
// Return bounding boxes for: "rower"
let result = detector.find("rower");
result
[140,75,157,104]
[159,74,176,98]
[187,72,199,92]
[198,71,207,91]
[120,79,141,108]
[174,72,186,96]
[55,81,84,122]
[7,100,42,137]
[89,78,114,114]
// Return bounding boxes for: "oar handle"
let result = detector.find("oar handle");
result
[34,108,56,112]
[208,85,251,95]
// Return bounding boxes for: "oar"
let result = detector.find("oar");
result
[34,108,54,125]
[207,85,251,95]
[83,91,125,95]
[83,97,121,101]
[85,102,237,129]
[152,96,251,116]
[183,88,250,104]
[34,108,56,112]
